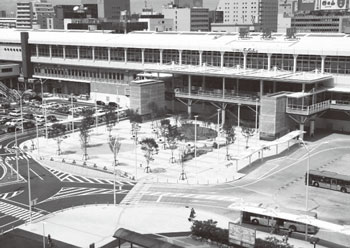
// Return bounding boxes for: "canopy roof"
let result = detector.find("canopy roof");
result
[2,29,350,56]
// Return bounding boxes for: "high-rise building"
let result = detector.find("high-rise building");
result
[33,0,55,29]
[259,0,278,32]
[0,11,6,17]
[97,0,130,21]
[16,2,33,29]
[162,6,209,31]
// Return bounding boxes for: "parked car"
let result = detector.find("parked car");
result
[47,115,58,122]
[23,120,35,129]
[108,102,119,108]
[96,100,105,106]
[5,118,22,127]
[7,125,21,133]
[0,116,12,125]
[68,96,77,102]
[79,94,90,100]
[9,109,21,117]
[23,113,34,120]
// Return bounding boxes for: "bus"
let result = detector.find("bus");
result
[240,206,318,234]
[306,169,350,193]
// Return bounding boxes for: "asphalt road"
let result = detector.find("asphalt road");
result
[0,129,134,234]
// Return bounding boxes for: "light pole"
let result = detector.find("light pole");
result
[109,136,121,206]
[42,222,46,248]
[300,138,310,240]
[94,89,98,131]
[132,123,140,180]
[36,120,40,157]
[13,89,32,133]
[71,93,74,133]
[14,127,19,181]
[38,78,49,138]
[217,109,221,162]
[194,115,198,167]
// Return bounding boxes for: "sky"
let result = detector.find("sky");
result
[0,0,220,16]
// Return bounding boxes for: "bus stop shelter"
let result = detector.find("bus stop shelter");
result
[113,228,183,248]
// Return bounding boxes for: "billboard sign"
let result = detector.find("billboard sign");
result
[315,0,348,10]
[298,0,316,11]
[228,222,256,248]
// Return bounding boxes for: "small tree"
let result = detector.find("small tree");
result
[241,126,255,149]
[140,138,158,173]
[222,119,236,160]
[79,108,94,161]
[105,105,117,140]
[51,123,66,155]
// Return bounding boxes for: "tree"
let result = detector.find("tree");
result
[51,123,66,155]
[222,119,236,160]
[126,109,142,124]
[241,126,255,149]
[140,138,158,173]
[105,105,117,140]
[79,108,94,161]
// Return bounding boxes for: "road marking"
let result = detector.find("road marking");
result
[156,195,163,202]
[0,201,44,221]
[30,168,44,180]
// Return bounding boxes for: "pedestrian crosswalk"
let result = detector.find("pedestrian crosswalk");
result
[46,167,135,186]
[0,190,23,200]
[5,154,32,161]
[42,187,129,203]
[0,201,44,222]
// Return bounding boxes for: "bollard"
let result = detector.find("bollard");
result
[72,160,76,164]
[93,163,97,168]
[62,158,65,163]
[50,157,54,161]
[83,161,87,166]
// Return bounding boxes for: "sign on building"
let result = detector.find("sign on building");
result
[315,0,348,10]
[228,222,256,248]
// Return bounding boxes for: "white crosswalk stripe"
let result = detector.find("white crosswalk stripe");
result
[41,187,129,203]
[45,167,135,186]
[0,201,44,221]
[6,155,32,161]
[0,190,23,200]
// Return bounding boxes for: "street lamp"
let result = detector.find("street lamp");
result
[14,127,19,181]
[35,78,49,138]
[194,115,198,167]
[70,93,75,133]
[13,89,32,133]
[217,109,221,162]
[42,222,46,248]
[300,138,310,240]
[109,136,121,206]
[132,123,140,180]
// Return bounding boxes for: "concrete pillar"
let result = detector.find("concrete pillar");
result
[179,50,183,66]
[108,48,111,63]
[77,46,80,61]
[321,55,326,74]
[236,78,239,94]
[124,48,127,63]
[260,80,264,97]
[237,104,241,127]
[221,106,226,125]
[188,75,192,96]
[310,120,315,137]
[222,77,226,98]
[199,51,203,66]
[63,45,66,60]
[49,45,52,60]
[92,47,95,62]
[160,49,163,65]
[300,123,304,140]
[293,54,298,73]
[302,83,305,92]
[141,48,145,65]
[243,52,247,70]
[220,52,225,68]
[267,53,272,70]
[187,100,192,117]
[36,44,39,58]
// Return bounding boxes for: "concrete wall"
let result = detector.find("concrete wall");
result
[316,117,350,133]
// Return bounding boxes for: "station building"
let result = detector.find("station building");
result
[0,29,350,140]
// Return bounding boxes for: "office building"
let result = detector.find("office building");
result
[0,18,17,29]
[292,14,350,33]
[162,6,209,31]
[174,0,203,8]
[97,0,130,21]
[16,2,33,29]
[33,1,55,29]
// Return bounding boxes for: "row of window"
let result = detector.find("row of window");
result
[3,47,22,52]
[30,45,350,74]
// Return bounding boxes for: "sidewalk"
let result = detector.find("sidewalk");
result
[19,204,331,248]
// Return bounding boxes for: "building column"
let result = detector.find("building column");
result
[124,48,127,63]
[310,120,315,137]
[108,48,111,63]
[160,49,163,65]
[267,53,272,70]
[222,77,226,98]
[188,75,192,96]
[302,83,305,92]
[321,55,326,74]
[49,45,52,60]
[171,74,175,112]
[77,46,80,61]
[300,123,304,140]
[236,78,239,94]
[63,45,66,60]
[187,100,192,117]
[92,47,95,62]
[36,44,39,58]
[293,54,298,73]
[141,48,145,66]
[237,104,241,127]
[220,51,225,68]
[179,50,182,66]
[199,50,203,66]
[222,104,227,126]
[243,51,247,70]
[260,80,264,98]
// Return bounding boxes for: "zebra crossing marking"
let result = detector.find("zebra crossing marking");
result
[0,190,23,200]
[41,187,130,203]
[6,154,32,161]
[46,167,135,186]
[0,201,44,222]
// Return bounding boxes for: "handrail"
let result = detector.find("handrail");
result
[286,100,330,115]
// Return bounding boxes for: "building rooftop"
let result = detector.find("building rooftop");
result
[1,29,350,56]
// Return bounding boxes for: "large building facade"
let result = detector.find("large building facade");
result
[1,29,350,140]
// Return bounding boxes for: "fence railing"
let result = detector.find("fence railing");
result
[286,100,330,115]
